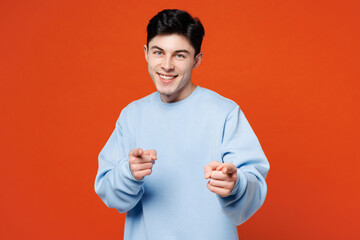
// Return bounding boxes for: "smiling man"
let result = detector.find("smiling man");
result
[95,9,270,240]
[144,34,202,103]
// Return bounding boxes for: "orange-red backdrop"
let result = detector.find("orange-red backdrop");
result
[1,0,359,239]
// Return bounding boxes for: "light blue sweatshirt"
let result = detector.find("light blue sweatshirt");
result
[95,86,269,240]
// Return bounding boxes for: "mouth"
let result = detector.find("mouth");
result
[158,73,178,83]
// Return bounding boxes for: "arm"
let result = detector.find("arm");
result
[94,107,147,213]
[206,106,270,225]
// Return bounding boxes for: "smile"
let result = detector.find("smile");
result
[159,74,177,80]
[158,73,178,82]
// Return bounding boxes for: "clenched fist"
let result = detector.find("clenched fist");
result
[129,148,157,181]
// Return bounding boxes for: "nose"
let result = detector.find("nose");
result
[161,56,174,71]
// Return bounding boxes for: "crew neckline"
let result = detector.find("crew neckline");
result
[155,86,201,108]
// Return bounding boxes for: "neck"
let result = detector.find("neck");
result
[160,83,197,103]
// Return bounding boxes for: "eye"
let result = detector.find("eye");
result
[154,51,163,56]
[176,54,185,59]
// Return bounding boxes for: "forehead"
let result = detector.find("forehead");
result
[148,34,195,54]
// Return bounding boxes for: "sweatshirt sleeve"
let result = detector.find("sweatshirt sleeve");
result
[94,105,144,213]
[218,105,270,225]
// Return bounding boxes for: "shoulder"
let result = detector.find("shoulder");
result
[125,92,157,110]
[198,87,238,113]
[118,92,157,121]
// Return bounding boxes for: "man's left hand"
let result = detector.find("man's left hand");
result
[204,161,237,198]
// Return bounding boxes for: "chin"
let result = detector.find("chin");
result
[158,89,174,97]
[156,84,175,95]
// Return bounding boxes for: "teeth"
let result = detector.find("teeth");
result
[160,74,175,80]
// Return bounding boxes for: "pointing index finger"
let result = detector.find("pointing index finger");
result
[143,150,157,160]
[204,161,223,179]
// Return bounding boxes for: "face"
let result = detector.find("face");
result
[144,34,202,103]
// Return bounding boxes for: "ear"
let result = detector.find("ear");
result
[193,52,203,69]
[144,45,148,62]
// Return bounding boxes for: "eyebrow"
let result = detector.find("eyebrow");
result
[150,46,191,55]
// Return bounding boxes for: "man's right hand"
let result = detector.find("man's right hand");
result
[129,148,157,181]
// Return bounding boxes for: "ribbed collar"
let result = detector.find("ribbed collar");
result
[155,86,201,109]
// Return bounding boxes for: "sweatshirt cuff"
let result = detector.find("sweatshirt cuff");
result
[230,169,247,196]
[119,158,144,189]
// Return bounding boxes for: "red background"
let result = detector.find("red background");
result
[1,0,359,239]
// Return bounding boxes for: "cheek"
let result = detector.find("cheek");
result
[182,65,194,76]
[148,61,158,72]
[178,62,194,74]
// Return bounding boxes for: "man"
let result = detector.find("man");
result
[95,9,269,240]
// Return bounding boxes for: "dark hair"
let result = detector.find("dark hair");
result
[146,9,205,57]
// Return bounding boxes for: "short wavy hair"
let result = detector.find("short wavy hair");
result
[146,9,205,57]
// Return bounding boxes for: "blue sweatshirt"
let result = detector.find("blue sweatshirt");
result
[95,86,269,240]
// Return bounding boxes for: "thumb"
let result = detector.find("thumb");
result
[222,163,237,175]
[129,148,143,157]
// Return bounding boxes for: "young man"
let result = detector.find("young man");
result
[95,9,269,240]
